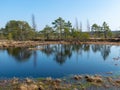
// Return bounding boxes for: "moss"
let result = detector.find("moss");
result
[36,78,45,81]
[81,82,92,88]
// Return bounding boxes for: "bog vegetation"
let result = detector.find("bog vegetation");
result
[0,17,119,41]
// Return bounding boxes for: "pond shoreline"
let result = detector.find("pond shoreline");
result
[0,40,120,48]
[0,74,120,90]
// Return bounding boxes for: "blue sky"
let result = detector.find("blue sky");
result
[0,0,120,31]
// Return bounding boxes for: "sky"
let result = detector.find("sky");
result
[0,0,120,31]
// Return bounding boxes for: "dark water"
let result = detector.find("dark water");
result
[0,44,120,78]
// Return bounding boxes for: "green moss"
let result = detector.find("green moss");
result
[79,82,92,89]
[36,78,45,81]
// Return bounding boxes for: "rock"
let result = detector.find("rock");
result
[85,76,103,83]
[19,84,28,90]
[12,80,18,85]
[18,83,38,90]
[86,77,94,82]
[3,80,7,83]
[39,85,44,90]
[3,44,8,47]
[25,78,33,84]
[52,81,57,86]
[94,77,103,83]
[107,77,113,83]
[29,84,38,90]
[11,77,19,85]
[54,84,61,90]
[115,80,120,84]
[46,77,52,82]
[55,79,62,83]
[74,75,79,80]
[85,75,90,79]
[74,75,82,80]
[78,75,82,79]
[53,79,62,86]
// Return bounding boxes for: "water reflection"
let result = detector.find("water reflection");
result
[33,51,37,67]
[91,44,111,60]
[6,47,32,62]
[5,44,111,64]
[0,44,119,78]
[41,45,54,56]
[53,44,72,65]
[101,45,111,60]
[40,44,111,64]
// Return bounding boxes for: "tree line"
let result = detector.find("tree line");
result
[0,17,119,41]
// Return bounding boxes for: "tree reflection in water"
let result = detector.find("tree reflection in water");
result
[41,44,54,56]
[33,51,37,67]
[41,44,91,65]
[41,44,111,64]
[6,47,32,62]
[54,44,72,65]
[92,44,101,53]
[41,44,72,65]
[91,44,111,60]
[6,44,111,65]
[101,45,111,60]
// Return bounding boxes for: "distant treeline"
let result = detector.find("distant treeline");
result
[0,17,120,41]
